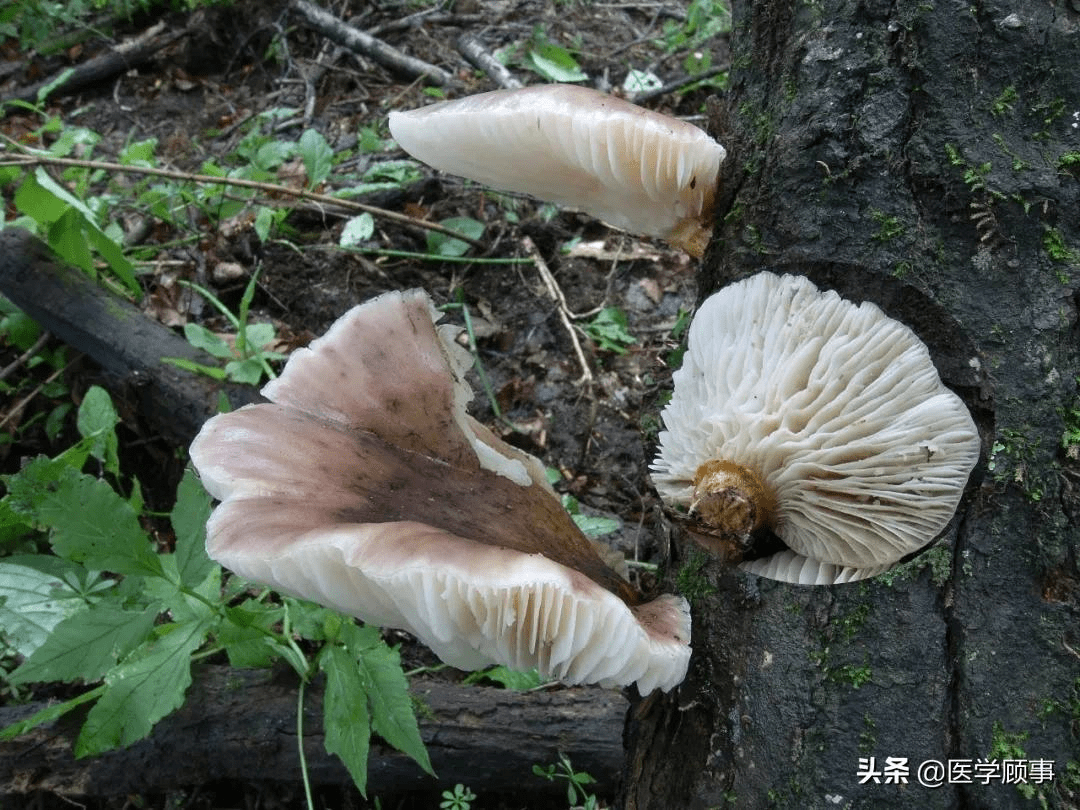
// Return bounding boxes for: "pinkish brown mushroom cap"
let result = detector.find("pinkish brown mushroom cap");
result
[388,84,726,256]
[191,289,691,692]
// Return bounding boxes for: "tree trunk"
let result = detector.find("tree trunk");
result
[622,1,1080,809]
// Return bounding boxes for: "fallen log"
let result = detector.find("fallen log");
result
[0,227,262,446]
[0,665,627,798]
[1,22,189,107]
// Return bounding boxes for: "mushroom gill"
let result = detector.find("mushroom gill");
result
[651,272,981,585]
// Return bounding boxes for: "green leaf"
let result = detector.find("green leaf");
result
[254,205,275,242]
[224,357,265,385]
[572,514,620,538]
[320,642,373,795]
[76,385,120,475]
[426,217,484,258]
[184,323,234,359]
[75,619,210,757]
[298,128,333,187]
[33,468,164,578]
[160,356,228,380]
[345,623,433,777]
[220,601,285,668]
[9,605,158,685]
[0,556,90,657]
[524,42,587,83]
[0,685,105,742]
[583,307,636,354]
[170,469,214,588]
[119,138,157,167]
[462,665,543,690]
[340,213,375,246]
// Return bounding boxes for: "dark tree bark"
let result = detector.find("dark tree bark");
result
[622,1,1080,809]
[0,666,626,797]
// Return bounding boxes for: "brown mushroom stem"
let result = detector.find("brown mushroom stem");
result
[690,459,776,541]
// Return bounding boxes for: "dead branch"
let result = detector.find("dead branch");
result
[288,0,460,88]
[0,228,262,446]
[0,152,483,248]
[0,665,627,798]
[1,22,189,107]
[456,33,522,89]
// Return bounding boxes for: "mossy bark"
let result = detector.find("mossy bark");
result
[622,1,1080,808]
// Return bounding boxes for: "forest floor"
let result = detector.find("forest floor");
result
[0,1,730,808]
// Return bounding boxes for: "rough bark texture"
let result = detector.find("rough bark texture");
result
[623,1,1080,809]
[0,666,626,797]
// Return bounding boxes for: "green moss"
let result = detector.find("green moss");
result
[1043,227,1079,265]
[875,542,953,588]
[990,84,1018,118]
[869,209,903,241]
[675,549,717,603]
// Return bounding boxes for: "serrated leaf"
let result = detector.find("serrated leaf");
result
[33,468,164,578]
[75,619,209,757]
[298,129,333,188]
[345,623,433,777]
[171,469,214,588]
[9,605,158,685]
[220,601,285,668]
[0,556,90,657]
[340,213,375,246]
[320,643,373,795]
[76,385,120,476]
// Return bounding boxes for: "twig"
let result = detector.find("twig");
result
[0,151,484,248]
[0,363,71,432]
[0,21,188,106]
[289,0,459,88]
[629,64,730,104]
[456,33,522,89]
[523,237,593,386]
[0,330,50,384]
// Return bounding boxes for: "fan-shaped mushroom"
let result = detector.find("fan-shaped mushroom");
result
[190,290,691,693]
[650,272,981,585]
[388,84,726,256]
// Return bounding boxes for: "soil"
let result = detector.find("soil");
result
[0,2,727,808]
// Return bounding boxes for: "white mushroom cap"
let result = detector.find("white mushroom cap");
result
[651,272,981,585]
[191,289,691,692]
[388,84,726,256]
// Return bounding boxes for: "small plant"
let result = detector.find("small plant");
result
[440,783,477,810]
[163,268,285,386]
[990,84,1018,118]
[582,308,636,354]
[533,753,601,809]
[0,388,432,802]
[868,209,903,242]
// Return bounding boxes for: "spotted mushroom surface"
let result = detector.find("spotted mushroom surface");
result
[388,84,726,256]
[651,272,981,585]
[191,289,691,693]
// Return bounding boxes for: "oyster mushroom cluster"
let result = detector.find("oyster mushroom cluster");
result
[191,85,981,700]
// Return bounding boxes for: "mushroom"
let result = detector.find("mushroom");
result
[650,272,981,585]
[190,289,691,693]
[387,84,726,257]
